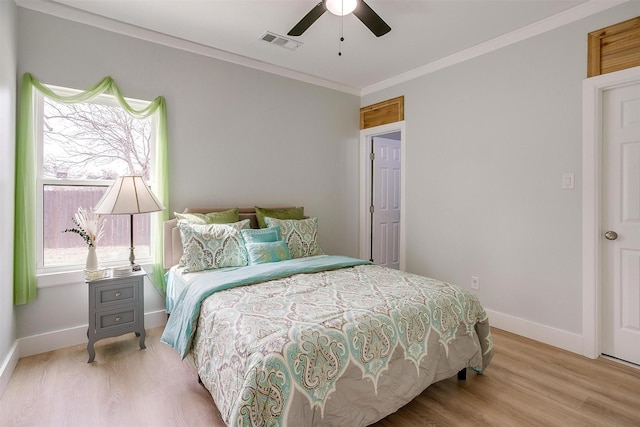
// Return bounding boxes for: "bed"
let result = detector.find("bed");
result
[161,207,493,426]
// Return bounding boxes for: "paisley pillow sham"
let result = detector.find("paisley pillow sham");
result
[264,217,323,259]
[177,219,250,272]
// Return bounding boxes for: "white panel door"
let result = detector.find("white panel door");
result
[602,80,640,365]
[372,137,401,269]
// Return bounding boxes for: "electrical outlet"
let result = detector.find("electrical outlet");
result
[471,276,480,290]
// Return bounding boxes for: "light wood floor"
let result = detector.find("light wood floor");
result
[1,327,639,426]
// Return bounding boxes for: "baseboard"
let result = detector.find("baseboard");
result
[485,308,583,355]
[18,309,168,358]
[0,340,19,399]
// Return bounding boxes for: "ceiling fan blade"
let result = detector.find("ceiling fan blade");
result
[353,0,391,37]
[288,2,327,36]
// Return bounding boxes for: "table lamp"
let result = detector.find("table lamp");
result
[94,176,165,270]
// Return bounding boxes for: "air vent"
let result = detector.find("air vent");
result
[260,32,302,51]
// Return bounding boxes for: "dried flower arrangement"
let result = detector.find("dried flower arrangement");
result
[63,207,106,247]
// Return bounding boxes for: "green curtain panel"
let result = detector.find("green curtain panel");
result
[14,73,169,304]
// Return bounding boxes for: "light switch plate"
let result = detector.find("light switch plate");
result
[562,173,575,189]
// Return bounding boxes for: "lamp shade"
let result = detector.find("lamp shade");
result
[94,176,165,215]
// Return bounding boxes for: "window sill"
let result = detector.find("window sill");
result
[37,261,154,289]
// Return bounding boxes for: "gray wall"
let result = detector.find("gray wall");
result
[10,0,639,348]
[362,2,639,335]
[0,0,17,378]
[15,8,360,338]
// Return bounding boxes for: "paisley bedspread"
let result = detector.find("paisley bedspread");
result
[163,256,493,426]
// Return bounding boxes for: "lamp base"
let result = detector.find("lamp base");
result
[131,264,142,272]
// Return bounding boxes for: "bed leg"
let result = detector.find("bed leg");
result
[457,368,467,381]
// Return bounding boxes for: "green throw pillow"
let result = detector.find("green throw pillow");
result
[175,208,240,225]
[255,206,304,228]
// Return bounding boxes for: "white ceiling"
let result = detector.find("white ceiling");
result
[19,0,623,94]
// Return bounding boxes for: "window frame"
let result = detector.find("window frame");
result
[34,85,159,276]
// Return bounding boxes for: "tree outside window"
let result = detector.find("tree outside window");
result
[39,90,156,270]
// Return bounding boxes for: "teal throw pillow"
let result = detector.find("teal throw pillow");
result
[245,241,291,265]
[241,226,282,244]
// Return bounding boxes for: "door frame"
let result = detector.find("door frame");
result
[359,121,406,271]
[582,66,640,359]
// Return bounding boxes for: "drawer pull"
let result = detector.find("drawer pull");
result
[115,317,121,322]
[115,292,121,297]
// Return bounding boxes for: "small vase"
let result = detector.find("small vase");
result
[86,246,98,271]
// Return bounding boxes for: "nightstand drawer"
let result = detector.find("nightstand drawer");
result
[95,281,138,310]
[97,308,137,331]
[86,269,146,362]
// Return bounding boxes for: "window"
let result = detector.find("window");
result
[35,86,158,273]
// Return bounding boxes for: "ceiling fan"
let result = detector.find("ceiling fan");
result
[288,0,391,38]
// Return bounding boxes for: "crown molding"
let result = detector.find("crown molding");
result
[16,0,628,98]
[15,0,361,96]
[360,0,629,96]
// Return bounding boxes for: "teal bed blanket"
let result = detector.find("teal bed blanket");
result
[160,255,371,358]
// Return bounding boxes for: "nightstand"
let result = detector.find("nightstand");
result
[86,269,146,363]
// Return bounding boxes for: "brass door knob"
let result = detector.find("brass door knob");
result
[605,231,618,241]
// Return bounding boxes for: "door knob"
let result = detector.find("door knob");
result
[605,231,618,241]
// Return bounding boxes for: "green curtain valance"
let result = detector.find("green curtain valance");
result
[14,73,169,304]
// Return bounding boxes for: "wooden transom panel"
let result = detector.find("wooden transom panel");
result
[360,96,404,130]
[588,16,640,77]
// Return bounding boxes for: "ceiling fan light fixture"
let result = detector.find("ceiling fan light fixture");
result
[325,0,357,16]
